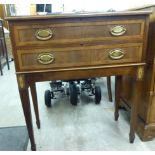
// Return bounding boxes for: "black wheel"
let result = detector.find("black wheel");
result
[69,83,78,106]
[95,86,101,104]
[44,90,52,107]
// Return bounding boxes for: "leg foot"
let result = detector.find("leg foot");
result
[129,133,135,143]
[114,112,119,121]
[36,121,40,129]
[31,144,36,151]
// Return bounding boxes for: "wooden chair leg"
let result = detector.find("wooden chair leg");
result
[114,76,122,121]
[107,76,113,102]
[30,82,40,129]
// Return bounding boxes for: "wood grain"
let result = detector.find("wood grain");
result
[13,19,145,47]
[17,43,143,71]
[6,11,150,150]
[121,5,155,141]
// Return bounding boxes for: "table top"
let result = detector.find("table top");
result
[5,11,152,21]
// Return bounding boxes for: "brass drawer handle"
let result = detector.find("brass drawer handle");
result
[35,29,53,41]
[110,25,126,36]
[109,49,125,60]
[37,53,54,65]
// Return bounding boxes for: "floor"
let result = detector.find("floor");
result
[0,62,155,151]
[0,126,28,151]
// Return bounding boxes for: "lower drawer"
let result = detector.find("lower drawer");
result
[17,43,143,71]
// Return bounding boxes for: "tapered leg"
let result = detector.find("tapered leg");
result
[0,40,3,75]
[129,79,142,143]
[107,76,113,102]
[114,76,122,121]
[17,75,36,151]
[0,59,3,75]
[19,88,36,150]
[30,82,40,129]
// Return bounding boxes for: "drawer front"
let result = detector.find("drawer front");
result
[14,19,145,47]
[17,43,143,71]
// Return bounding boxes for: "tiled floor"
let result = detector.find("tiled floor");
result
[0,62,155,151]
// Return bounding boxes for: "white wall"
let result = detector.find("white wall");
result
[15,3,31,15]
[14,0,155,15]
[61,0,155,12]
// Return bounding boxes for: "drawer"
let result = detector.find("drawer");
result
[14,19,145,47]
[17,43,143,71]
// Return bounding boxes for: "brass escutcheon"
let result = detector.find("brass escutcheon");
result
[110,25,127,36]
[35,29,53,41]
[37,53,54,65]
[108,49,125,60]
[137,66,144,80]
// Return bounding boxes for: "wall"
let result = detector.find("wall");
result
[8,0,155,16]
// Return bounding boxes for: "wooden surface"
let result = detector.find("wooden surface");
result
[17,44,143,71]
[7,12,150,150]
[120,5,155,141]
[6,11,151,20]
[13,19,144,47]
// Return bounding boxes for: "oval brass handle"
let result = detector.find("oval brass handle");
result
[110,25,126,36]
[37,53,54,65]
[109,49,125,60]
[35,29,53,41]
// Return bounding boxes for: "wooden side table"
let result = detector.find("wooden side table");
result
[6,11,150,150]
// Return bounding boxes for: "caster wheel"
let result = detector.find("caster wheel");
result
[95,86,101,104]
[69,83,78,106]
[44,90,52,107]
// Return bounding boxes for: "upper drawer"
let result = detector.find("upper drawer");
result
[13,19,145,47]
[16,43,143,72]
